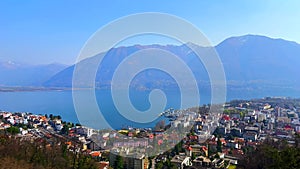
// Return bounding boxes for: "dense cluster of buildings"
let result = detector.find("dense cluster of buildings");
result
[0,111,109,168]
[1,97,300,169]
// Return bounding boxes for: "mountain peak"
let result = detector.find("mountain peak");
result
[219,34,268,46]
[219,34,299,47]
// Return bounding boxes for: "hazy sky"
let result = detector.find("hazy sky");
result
[1,0,300,64]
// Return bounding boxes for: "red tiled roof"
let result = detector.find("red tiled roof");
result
[90,151,101,157]
[223,115,230,121]
[186,146,192,151]
[189,135,198,140]
[98,162,109,169]
[220,138,227,144]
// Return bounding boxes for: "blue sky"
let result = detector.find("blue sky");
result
[0,0,300,64]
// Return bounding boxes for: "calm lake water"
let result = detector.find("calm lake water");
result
[0,89,299,129]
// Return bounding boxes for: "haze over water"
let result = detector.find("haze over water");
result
[1,89,299,129]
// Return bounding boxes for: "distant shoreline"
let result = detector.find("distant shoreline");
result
[0,86,183,92]
[0,87,108,92]
[0,87,73,92]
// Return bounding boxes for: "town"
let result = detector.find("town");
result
[1,97,300,169]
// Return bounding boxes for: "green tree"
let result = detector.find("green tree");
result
[191,152,196,160]
[61,125,69,135]
[0,136,99,169]
[148,158,152,169]
[240,139,300,169]
[217,137,222,153]
[155,161,164,169]
[7,126,20,135]
[174,141,183,154]
[114,155,124,169]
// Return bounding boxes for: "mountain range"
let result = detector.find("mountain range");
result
[2,35,300,92]
[0,62,68,87]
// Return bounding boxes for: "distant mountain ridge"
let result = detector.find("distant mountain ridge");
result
[43,34,300,92]
[2,34,300,93]
[0,61,68,87]
[217,35,300,82]
[43,44,210,89]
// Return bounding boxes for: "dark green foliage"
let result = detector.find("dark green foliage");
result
[240,139,300,169]
[77,155,97,169]
[0,136,98,169]
[217,137,222,152]
[155,159,177,169]
[6,126,20,135]
[148,158,152,169]
[114,155,124,169]
[191,152,196,160]
[174,140,184,154]
[49,114,63,120]
[49,114,53,120]
[155,161,164,169]
[61,125,69,135]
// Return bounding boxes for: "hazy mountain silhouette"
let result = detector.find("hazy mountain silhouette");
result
[217,34,300,83]
[43,35,300,92]
[43,44,210,89]
[0,61,68,87]
[0,34,296,92]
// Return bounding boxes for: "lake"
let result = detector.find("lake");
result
[0,88,299,129]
